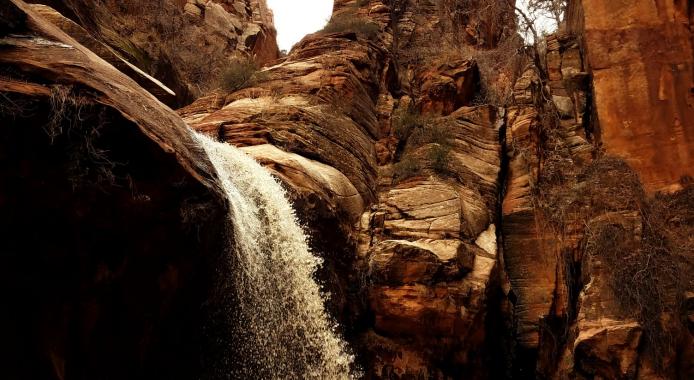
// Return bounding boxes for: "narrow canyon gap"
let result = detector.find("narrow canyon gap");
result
[267,0,334,51]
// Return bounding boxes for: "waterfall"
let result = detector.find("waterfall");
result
[195,133,353,379]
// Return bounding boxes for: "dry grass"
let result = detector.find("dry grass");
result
[428,144,452,174]
[586,186,691,366]
[321,14,380,40]
[0,91,37,119]
[75,0,265,99]
[392,107,430,141]
[391,107,456,181]
[46,85,89,142]
[45,85,117,190]
[219,60,266,93]
[537,151,691,367]
[472,37,526,106]
[392,156,421,182]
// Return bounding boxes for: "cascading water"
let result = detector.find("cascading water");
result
[195,133,353,379]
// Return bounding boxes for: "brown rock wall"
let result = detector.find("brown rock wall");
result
[0,2,231,378]
[574,0,694,193]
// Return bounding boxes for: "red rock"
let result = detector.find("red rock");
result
[571,0,694,193]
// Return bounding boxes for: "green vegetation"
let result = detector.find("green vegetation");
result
[428,144,451,174]
[392,156,421,182]
[392,108,429,141]
[320,14,379,40]
[391,107,455,181]
[220,59,266,92]
[410,123,452,147]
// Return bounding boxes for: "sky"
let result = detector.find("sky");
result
[267,0,334,52]
[267,0,556,51]
[517,0,558,41]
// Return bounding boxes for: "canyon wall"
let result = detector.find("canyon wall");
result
[0,1,232,378]
[26,0,279,105]
[568,0,693,193]
[502,1,694,378]
[1,0,692,379]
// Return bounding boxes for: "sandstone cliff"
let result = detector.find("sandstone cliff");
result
[1,0,692,379]
[0,1,232,378]
[25,0,279,105]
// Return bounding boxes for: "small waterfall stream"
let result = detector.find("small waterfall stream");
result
[195,133,353,379]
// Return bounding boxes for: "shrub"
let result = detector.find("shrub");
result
[321,14,379,39]
[588,215,687,367]
[392,108,455,148]
[410,123,453,147]
[392,108,428,141]
[393,156,421,182]
[428,144,451,174]
[220,59,265,92]
[540,154,691,368]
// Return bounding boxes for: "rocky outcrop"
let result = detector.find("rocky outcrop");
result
[2,0,692,378]
[356,106,504,377]
[567,0,693,193]
[181,0,513,377]
[501,6,694,377]
[27,3,178,105]
[27,0,279,105]
[181,0,391,342]
[0,2,231,378]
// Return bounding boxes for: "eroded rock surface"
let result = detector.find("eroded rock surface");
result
[569,0,694,193]
[27,0,279,104]
[0,2,231,378]
[2,0,693,379]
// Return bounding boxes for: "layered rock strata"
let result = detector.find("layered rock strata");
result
[567,0,694,193]
[181,0,514,377]
[0,2,231,379]
[501,4,694,377]
[27,0,279,105]
[2,0,693,379]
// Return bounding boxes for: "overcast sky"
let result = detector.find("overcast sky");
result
[267,0,556,51]
[517,0,558,40]
[267,0,333,52]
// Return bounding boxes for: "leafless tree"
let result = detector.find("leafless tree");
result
[527,0,567,26]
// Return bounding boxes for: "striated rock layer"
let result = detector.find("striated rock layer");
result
[26,0,279,105]
[568,0,693,193]
[2,0,693,379]
[500,3,694,377]
[181,0,514,377]
[0,2,232,379]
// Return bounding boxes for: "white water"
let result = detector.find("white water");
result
[195,133,353,379]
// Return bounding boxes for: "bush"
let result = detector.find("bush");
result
[411,123,453,147]
[392,108,455,148]
[428,144,451,174]
[541,154,691,368]
[393,156,421,182]
[321,14,379,39]
[588,215,687,367]
[392,108,428,141]
[220,59,265,92]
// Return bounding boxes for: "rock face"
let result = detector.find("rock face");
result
[0,2,231,379]
[500,3,694,378]
[27,0,279,105]
[2,0,693,378]
[181,0,513,377]
[568,0,694,193]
